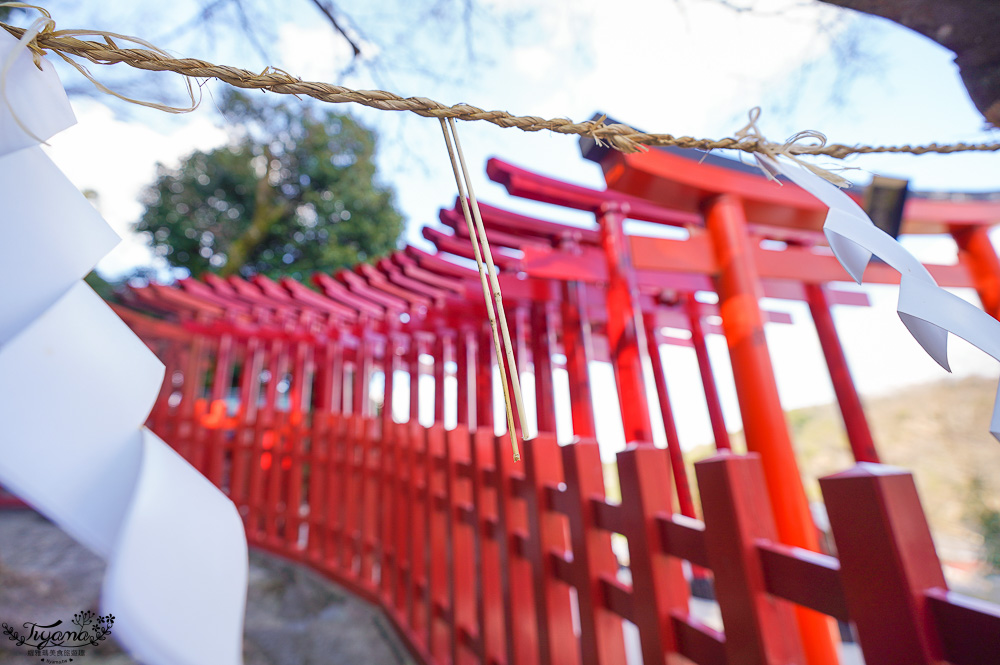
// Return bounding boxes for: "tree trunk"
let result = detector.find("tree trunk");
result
[219,149,289,277]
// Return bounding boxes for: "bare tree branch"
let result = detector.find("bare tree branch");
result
[306,0,363,58]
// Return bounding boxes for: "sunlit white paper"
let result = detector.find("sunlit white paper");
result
[0,30,75,156]
[0,146,120,346]
[761,155,1000,441]
[0,29,248,665]
[103,428,248,665]
[0,282,162,555]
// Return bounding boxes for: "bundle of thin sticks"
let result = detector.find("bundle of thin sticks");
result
[440,118,529,461]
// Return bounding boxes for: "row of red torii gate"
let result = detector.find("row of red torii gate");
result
[121,137,1000,665]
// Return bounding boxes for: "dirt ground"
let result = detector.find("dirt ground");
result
[0,508,415,665]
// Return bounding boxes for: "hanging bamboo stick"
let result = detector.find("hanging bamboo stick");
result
[439,118,527,461]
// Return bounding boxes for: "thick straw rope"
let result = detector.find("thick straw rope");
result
[2,21,999,158]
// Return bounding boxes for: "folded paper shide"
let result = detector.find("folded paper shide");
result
[759,153,1000,442]
[0,30,248,665]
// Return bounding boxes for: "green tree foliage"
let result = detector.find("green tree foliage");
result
[969,476,1000,573]
[136,90,404,279]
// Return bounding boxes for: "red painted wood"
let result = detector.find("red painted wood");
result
[488,156,702,228]
[599,203,654,444]
[446,425,479,665]
[560,441,627,665]
[125,144,1000,665]
[425,425,451,661]
[756,542,849,622]
[805,283,879,463]
[954,225,1000,320]
[475,325,493,431]
[643,315,696,518]
[821,464,949,665]
[706,194,837,665]
[456,328,474,427]
[357,412,380,585]
[696,453,807,665]
[685,294,731,450]
[629,232,975,288]
[472,428,505,665]
[306,342,331,563]
[406,421,429,648]
[282,337,311,551]
[434,335,447,426]
[615,446,687,662]
[522,435,578,665]
[926,588,1000,665]
[531,303,558,435]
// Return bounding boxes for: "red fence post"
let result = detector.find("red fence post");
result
[179,334,209,464]
[820,463,948,665]
[206,333,234,487]
[615,445,687,663]
[434,334,448,426]
[457,327,475,427]
[306,338,331,563]
[339,414,362,575]
[283,336,312,552]
[379,419,402,603]
[494,432,538,665]
[425,424,451,661]
[472,427,506,665]
[476,324,494,432]
[696,453,806,665]
[522,434,578,665]
[231,336,264,512]
[323,413,347,570]
[257,337,289,545]
[357,412,380,586]
[560,441,627,665]
[378,335,400,601]
[532,302,558,434]
[446,425,479,664]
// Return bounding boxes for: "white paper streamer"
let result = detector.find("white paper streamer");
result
[760,154,1000,441]
[0,30,247,665]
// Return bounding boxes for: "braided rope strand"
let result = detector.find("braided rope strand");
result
[3,23,998,158]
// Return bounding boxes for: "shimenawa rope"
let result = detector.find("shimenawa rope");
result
[1,17,998,159]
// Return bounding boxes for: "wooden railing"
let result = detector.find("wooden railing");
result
[146,401,1000,665]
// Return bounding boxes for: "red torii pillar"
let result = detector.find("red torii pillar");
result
[805,283,879,463]
[953,226,1000,320]
[561,280,597,439]
[598,201,655,443]
[705,194,839,665]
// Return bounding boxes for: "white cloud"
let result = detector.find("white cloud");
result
[274,23,364,84]
[42,100,228,279]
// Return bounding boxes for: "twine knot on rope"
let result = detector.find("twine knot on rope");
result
[0,1,199,128]
[733,107,853,187]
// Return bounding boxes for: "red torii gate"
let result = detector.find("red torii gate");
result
[121,145,1000,665]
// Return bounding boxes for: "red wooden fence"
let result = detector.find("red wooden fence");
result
[136,354,1000,665]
